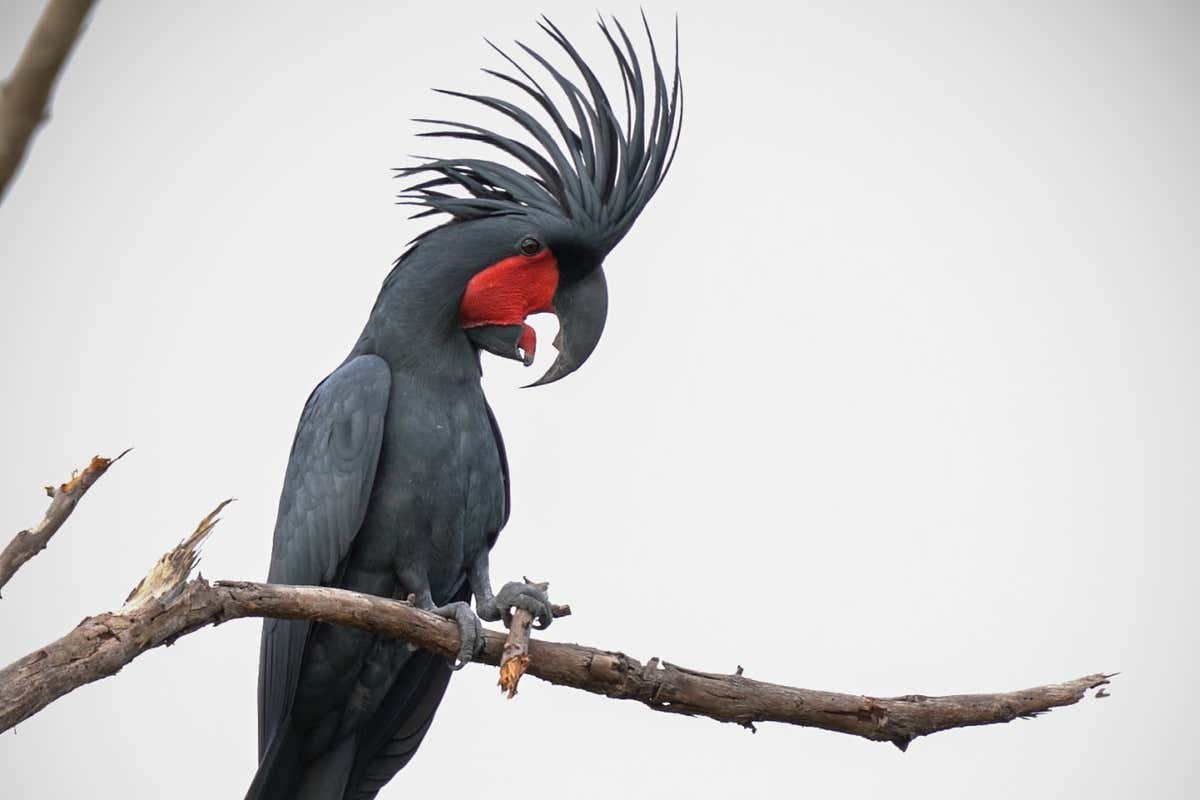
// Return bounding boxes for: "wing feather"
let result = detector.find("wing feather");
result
[256,355,391,757]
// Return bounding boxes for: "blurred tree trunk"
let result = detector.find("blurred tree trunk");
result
[0,0,97,203]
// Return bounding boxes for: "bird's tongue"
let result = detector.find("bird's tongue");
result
[518,324,537,366]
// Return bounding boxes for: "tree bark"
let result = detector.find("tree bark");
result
[0,568,1113,749]
[0,0,97,202]
[0,450,127,596]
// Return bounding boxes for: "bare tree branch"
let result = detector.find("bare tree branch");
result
[0,0,97,202]
[0,502,1113,749]
[0,448,128,596]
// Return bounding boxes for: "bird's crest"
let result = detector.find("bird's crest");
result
[397,14,682,253]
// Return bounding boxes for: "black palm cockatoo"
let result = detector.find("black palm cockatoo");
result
[246,15,682,800]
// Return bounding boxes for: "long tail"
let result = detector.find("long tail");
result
[246,654,454,800]
[245,719,356,800]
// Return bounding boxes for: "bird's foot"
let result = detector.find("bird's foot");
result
[431,601,484,670]
[478,580,555,630]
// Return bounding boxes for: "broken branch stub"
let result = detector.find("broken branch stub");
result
[0,449,129,596]
[122,498,233,612]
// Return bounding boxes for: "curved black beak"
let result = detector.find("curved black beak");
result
[525,266,608,387]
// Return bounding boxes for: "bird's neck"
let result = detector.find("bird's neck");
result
[349,258,480,382]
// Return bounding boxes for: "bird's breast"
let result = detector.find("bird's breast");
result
[349,370,505,603]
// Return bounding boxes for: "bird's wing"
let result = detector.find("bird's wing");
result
[483,398,510,546]
[257,354,391,757]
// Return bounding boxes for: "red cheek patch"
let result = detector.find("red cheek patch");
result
[460,250,559,331]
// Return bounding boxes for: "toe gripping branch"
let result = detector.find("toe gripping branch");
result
[499,578,571,699]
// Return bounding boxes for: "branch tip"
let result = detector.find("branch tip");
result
[121,498,235,613]
[0,448,129,595]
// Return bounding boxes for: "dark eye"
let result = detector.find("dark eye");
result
[519,235,542,257]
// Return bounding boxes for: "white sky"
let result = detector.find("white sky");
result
[1,2,1198,798]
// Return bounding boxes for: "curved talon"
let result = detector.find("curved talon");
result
[495,581,554,630]
[432,601,484,669]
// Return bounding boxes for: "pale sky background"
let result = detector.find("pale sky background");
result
[1,2,1198,798]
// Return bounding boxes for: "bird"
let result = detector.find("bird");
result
[246,15,682,800]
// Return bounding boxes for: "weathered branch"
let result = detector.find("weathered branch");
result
[0,449,128,596]
[0,0,97,202]
[498,606,536,699]
[498,578,556,698]
[0,503,1114,748]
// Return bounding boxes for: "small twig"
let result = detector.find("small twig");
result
[0,0,98,202]
[0,449,129,596]
[498,605,535,699]
[497,578,568,698]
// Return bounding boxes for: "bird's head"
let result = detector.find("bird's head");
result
[396,15,682,386]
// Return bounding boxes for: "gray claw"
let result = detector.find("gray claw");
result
[432,601,484,670]
[495,581,554,630]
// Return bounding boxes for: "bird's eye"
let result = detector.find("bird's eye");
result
[519,235,542,257]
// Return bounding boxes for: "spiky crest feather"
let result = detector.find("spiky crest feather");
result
[396,14,682,254]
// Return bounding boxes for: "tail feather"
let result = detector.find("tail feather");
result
[347,649,454,800]
[250,580,471,799]
[245,719,355,800]
[245,719,303,800]
[297,736,357,800]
